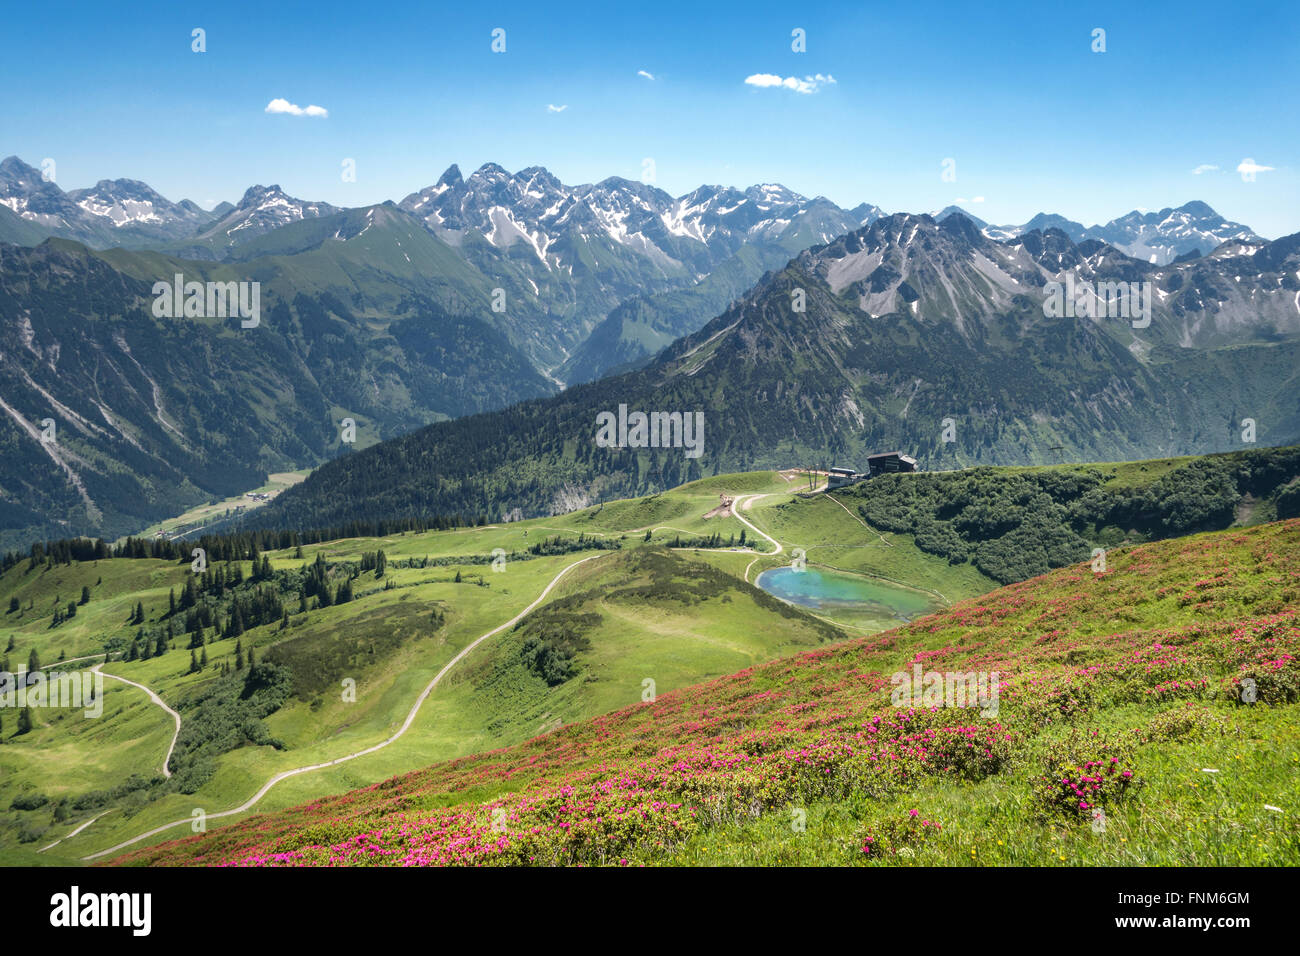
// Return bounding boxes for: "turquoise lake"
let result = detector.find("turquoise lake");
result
[756,566,937,620]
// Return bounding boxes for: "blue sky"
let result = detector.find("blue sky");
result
[2,0,1296,236]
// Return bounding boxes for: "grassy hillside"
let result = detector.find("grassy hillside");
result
[403,547,848,762]
[4,470,933,861]
[115,518,1300,866]
[0,547,628,858]
[6,454,1297,864]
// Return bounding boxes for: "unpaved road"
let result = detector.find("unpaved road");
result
[732,494,782,581]
[823,493,893,547]
[38,810,113,853]
[92,663,181,778]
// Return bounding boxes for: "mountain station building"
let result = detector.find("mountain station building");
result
[825,452,918,489]
[866,451,918,476]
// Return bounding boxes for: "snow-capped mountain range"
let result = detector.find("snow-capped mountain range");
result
[0,153,1277,381]
[184,184,343,252]
[810,210,1300,351]
[0,152,1264,270]
[397,162,866,274]
[935,200,1260,265]
[389,162,874,373]
[0,156,219,245]
[66,178,212,232]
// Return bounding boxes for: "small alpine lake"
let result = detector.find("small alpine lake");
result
[756,565,940,625]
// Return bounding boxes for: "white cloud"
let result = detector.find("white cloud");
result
[265,98,328,118]
[547,104,568,113]
[744,72,836,94]
[1191,164,1219,175]
[1237,159,1274,176]
[637,70,655,81]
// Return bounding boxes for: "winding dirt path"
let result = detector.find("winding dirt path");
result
[9,652,107,674]
[92,663,181,779]
[823,493,894,547]
[80,551,608,862]
[38,810,113,853]
[732,494,782,582]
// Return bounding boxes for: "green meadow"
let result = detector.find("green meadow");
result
[2,469,908,861]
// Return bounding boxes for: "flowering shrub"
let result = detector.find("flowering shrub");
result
[856,809,943,861]
[1236,659,1299,704]
[1032,729,1137,822]
[896,721,1014,781]
[1135,705,1228,744]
